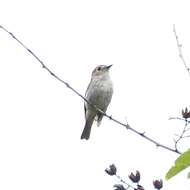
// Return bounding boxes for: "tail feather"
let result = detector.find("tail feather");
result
[81,116,94,140]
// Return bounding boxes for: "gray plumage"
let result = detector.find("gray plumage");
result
[81,65,113,140]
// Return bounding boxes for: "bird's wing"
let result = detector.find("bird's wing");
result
[84,79,92,118]
[84,102,87,118]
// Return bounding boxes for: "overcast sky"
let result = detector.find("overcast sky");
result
[1,0,190,190]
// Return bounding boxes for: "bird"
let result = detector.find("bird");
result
[81,65,113,140]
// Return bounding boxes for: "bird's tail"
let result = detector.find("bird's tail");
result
[81,115,95,140]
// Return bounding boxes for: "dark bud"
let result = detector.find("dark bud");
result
[182,108,190,119]
[135,185,145,190]
[129,171,140,183]
[105,164,117,176]
[153,179,163,189]
[114,184,126,190]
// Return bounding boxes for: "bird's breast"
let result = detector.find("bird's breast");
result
[86,78,113,110]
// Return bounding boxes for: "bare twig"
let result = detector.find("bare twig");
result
[173,24,190,77]
[115,174,135,189]
[169,116,190,150]
[169,117,190,123]
[174,124,189,150]
[0,25,181,155]
[183,135,190,138]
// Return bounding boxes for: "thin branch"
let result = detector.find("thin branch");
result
[169,117,185,121]
[185,127,190,132]
[183,135,190,138]
[173,24,190,77]
[169,116,190,150]
[115,174,135,189]
[169,116,190,124]
[0,25,181,155]
[174,124,189,150]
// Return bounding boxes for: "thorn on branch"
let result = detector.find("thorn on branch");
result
[27,48,32,54]
[140,132,145,136]
[50,71,55,77]
[65,82,70,88]
[125,124,130,130]
[42,64,46,69]
[109,115,113,120]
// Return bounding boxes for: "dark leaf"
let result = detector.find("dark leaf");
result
[182,108,190,119]
[153,179,163,189]
[105,164,117,176]
[135,185,145,190]
[129,171,140,183]
[114,184,126,190]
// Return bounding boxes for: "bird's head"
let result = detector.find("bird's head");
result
[92,65,112,77]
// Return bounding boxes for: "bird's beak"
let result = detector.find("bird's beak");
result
[106,64,113,69]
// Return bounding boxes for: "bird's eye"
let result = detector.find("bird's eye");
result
[97,67,101,71]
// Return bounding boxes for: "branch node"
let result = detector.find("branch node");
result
[109,115,113,120]
[65,82,70,88]
[175,148,179,153]
[140,132,145,136]
[50,71,55,76]
[173,24,190,77]
[27,48,32,53]
[125,124,130,129]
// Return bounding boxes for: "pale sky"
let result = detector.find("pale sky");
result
[0,0,190,190]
